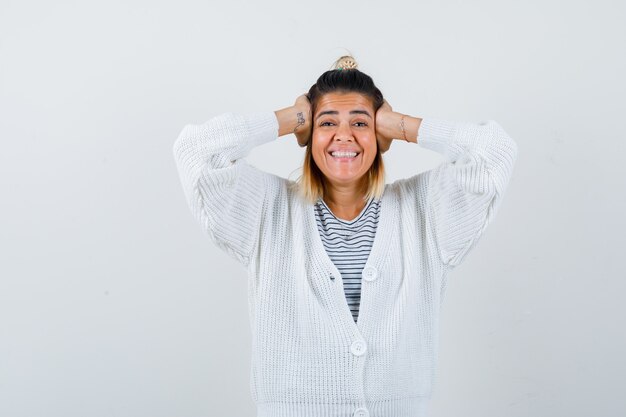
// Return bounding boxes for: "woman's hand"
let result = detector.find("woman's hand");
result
[375,99,396,154]
[293,94,312,147]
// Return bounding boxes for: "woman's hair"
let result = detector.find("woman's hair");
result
[290,55,386,205]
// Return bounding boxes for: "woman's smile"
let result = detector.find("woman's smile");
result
[328,152,361,162]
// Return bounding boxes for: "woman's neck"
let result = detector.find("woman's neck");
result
[323,182,368,221]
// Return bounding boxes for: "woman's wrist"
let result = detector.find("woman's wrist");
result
[377,111,420,143]
[274,105,309,137]
[394,112,422,143]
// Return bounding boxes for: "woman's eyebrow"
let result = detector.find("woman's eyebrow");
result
[316,110,372,120]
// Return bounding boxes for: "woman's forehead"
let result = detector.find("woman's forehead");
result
[316,92,373,114]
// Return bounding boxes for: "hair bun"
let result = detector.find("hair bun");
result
[333,55,358,70]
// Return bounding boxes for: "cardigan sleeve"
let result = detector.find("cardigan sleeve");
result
[172,111,279,267]
[417,117,518,268]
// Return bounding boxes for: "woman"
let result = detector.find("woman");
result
[173,56,517,417]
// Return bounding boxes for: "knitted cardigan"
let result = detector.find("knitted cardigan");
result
[172,110,518,417]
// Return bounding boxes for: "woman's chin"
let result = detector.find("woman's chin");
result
[323,172,366,187]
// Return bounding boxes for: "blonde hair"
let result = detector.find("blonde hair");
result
[288,55,387,205]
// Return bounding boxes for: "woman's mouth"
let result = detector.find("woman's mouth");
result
[329,151,360,161]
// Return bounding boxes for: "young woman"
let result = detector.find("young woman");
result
[173,56,518,417]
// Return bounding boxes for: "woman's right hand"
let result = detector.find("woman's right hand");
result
[293,94,312,147]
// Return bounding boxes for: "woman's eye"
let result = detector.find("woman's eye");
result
[319,121,368,127]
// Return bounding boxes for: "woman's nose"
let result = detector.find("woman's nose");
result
[334,122,353,141]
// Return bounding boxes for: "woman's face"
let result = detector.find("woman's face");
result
[311,92,378,190]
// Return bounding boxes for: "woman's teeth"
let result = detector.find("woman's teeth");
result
[331,151,358,158]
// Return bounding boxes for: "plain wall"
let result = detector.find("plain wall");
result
[1,0,625,416]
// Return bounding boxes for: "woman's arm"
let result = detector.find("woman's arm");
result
[172,95,312,267]
[378,105,518,268]
[421,117,518,267]
[172,111,279,267]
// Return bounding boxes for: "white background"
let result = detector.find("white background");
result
[1,0,625,416]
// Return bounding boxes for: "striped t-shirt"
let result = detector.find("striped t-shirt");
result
[313,196,381,323]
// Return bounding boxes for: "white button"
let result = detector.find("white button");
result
[350,340,367,356]
[353,407,369,417]
[362,266,377,282]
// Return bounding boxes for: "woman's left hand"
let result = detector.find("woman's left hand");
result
[375,100,396,154]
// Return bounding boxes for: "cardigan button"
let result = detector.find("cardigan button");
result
[353,407,369,417]
[362,266,377,282]
[350,340,367,356]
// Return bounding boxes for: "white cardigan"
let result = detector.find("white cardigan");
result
[172,110,518,417]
